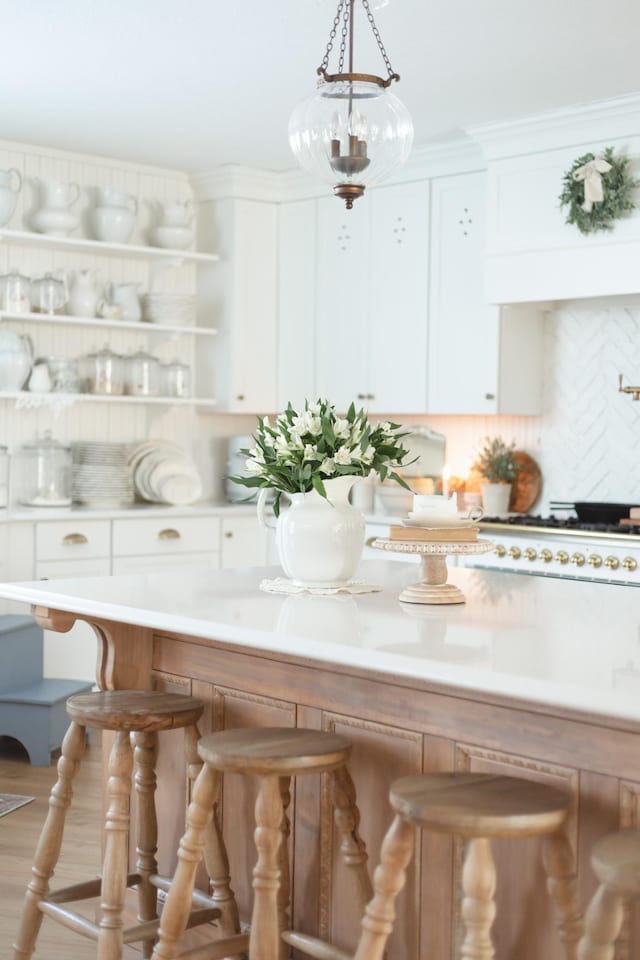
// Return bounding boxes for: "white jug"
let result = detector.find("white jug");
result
[156,199,194,228]
[92,186,138,243]
[67,268,101,318]
[0,330,33,391]
[105,282,141,322]
[32,177,80,237]
[0,168,22,227]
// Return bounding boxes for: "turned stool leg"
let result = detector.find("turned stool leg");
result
[577,886,625,960]
[353,814,415,960]
[460,837,497,960]
[543,828,584,960]
[151,763,220,960]
[331,765,373,914]
[249,775,284,960]
[184,723,241,943]
[98,729,134,960]
[277,776,292,960]
[134,730,159,958]
[12,721,87,960]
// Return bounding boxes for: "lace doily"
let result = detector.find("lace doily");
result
[260,577,382,596]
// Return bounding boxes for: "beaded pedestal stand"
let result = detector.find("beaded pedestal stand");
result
[371,538,494,604]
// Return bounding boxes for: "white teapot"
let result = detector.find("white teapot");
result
[0,168,22,227]
[156,199,194,228]
[67,268,101,318]
[92,186,138,243]
[150,198,195,249]
[31,177,81,237]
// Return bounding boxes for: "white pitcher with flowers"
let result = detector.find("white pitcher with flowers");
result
[229,399,413,587]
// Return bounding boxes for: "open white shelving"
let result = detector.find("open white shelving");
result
[1,391,217,409]
[0,228,220,263]
[0,310,218,338]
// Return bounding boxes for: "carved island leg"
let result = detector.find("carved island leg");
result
[250,775,284,960]
[460,837,497,960]
[330,765,373,915]
[577,885,625,960]
[12,721,87,960]
[543,828,584,960]
[278,776,292,960]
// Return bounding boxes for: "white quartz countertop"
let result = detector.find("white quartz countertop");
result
[1,561,639,724]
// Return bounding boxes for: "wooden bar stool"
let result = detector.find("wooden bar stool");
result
[576,829,640,958]
[352,772,584,960]
[151,727,372,960]
[12,690,241,960]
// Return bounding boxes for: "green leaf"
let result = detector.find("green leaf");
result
[347,402,356,424]
[311,475,327,499]
[389,470,411,491]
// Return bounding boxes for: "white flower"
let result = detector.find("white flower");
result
[361,445,374,464]
[303,444,318,461]
[307,402,321,415]
[334,417,351,439]
[249,446,264,464]
[379,421,392,433]
[288,429,304,450]
[320,457,336,475]
[334,447,352,466]
[246,458,264,475]
[275,435,290,454]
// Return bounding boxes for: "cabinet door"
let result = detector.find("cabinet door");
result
[368,181,430,412]
[315,197,370,411]
[278,200,317,411]
[428,172,500,414]
[220,515,269,568]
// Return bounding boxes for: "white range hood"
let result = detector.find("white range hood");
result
[468,93,640,304]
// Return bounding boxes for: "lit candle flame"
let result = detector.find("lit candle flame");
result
[442,464,451,499]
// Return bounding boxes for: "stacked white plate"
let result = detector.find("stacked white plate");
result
[129,440,202,506]
[142,293,196,327]
[72,442,134,507]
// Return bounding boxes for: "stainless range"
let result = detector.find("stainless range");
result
[460,517,640,585]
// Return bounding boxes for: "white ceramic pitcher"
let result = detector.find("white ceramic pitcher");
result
[0,168,22,227]
[258,475,365,586]
[32,177,80,236]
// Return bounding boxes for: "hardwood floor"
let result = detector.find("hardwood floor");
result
[0,734,138,960]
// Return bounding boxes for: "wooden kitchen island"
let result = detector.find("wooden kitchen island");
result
[2,560,640,960]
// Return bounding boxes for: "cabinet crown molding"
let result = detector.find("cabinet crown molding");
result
[468,91,640,160]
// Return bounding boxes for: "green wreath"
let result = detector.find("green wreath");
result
[559,146,638,235]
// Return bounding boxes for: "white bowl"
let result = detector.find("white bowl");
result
[152,226,194,250]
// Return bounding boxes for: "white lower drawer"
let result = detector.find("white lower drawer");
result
[112,516,221,557]
[112,552,219,576]
[36,520,111,562]
[36,557,111,580]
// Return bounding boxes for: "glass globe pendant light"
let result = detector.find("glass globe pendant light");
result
[289,0,414,209]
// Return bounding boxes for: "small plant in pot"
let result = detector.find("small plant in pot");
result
[472,437,517,517]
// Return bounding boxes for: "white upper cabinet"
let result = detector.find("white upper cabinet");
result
[428,172,543,415]
[199,196,277,412]
[315,196,370,411]
[277,200,317,412]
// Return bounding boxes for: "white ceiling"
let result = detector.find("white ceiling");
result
[2,0,640,174]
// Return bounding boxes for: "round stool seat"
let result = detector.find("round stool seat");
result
[390,773,572,838]
[197,727,352,775]
[590,830,640,896]
[66,690,204,732]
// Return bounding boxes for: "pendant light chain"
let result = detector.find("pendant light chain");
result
[318,0,400,83]
[362,0,399,81]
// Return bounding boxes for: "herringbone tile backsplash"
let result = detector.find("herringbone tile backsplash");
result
[428,305,640,511]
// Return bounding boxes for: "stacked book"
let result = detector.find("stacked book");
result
[388,524,479,542]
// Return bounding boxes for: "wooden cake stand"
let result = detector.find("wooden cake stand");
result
[371,537,494,604]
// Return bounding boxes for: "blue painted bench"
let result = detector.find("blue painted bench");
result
[0,614,93,765]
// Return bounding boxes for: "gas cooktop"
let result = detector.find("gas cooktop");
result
[481,515,640,536]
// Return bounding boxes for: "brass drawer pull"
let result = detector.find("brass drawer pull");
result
[158,528,181,541]
[224,531,234,539]
[62,533,88,546]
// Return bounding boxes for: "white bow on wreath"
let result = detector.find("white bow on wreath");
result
[572,156,613,212]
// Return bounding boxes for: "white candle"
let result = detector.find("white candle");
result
[442,464,451,499]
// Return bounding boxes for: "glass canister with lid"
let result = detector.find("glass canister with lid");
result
[80,344,124,395]
[15,431,72,506]
[160,358,192,398]
[124,348,160,396]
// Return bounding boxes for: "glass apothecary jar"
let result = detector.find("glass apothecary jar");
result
[160,359,191,398]
[15,431,72,507]
[0,269,31,313]
[125,349,160,397]
[80,345,124,395]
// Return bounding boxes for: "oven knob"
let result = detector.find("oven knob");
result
[587,554,603,568]
[556,550,569,565]
[507,546,521,560]
[604,556,620,570]
[571,553,586,567]
[524,548,537,561]
[540,549,553,563]
[494,544,507,557]
[622,556,638,572]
